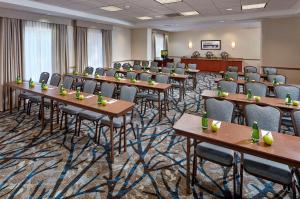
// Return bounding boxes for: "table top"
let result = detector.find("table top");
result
[8,82,135,117]
[67,74,172,91]
[215,78,273,88]
[201,90,300,111]
[173,113,300,167]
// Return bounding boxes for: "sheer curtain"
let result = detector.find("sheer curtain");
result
[155,33,165,59]
[24,21,52,82]
[87,28,103,68]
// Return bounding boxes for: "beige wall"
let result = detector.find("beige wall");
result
[168,27,262,67]
[131,28,148,60]
[112,26,132,63]
[262,17,300,84]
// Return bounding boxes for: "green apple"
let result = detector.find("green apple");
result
[221,92,229,97]
[16,80,22,84]
[83,72,88,76]
[131,79,137,83]
[148,80,155,85]
[211,121,221,132]
[293,100,299,106]
[61,90,67,96]
[229,78,234,81]
[78,94,85,100]
[95,74,100,78]
[42,85,48,91]
[101,100,108,106]
[263,133,274,145]
[74,72,79,75]
[254,96,261,102]
[251,80,256,83]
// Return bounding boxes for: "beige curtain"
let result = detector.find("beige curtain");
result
[164,34,168,50]
[75,26,87,73]
[102,29,112,68]
[152,32,156,60]
[53,24,69,74]
[0,17,23,112]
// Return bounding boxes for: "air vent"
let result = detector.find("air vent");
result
[165,13,182,17]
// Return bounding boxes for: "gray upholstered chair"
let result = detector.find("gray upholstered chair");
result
[39,72,50,84]
[62,76,74,90]
[84,66,94,75]
[241,104,296,198]
[225,71,238,80]
[218,80,238,93]
[150,62,158,67]
[226,66,238,72]
[245,82,267,97]
[106,69,116,77]
[192,98,237,197]
[274,85,300,100]
[166,62,174,69]
[136,73,152,112]
[77,82,116,140]
[150,67,159,73]
[49,73,61,87]
[176,63,185,69]
[161,67,172,74]
[60,80,97,132]
[126,72,137,80]
[263,67,277,75]
[139,73,152,81]
[113,62,121,69]
[122,63,131,70]
[133,60,141,65]
[95,68,105,76]
[245,73,260,82]
[244,66,258,73]
[100,86,137,150]
[267,75,286,84]
[188,64,197,70]
[133,65,142,71]
[175,68,185,75]
[142,61,149,67]
[292,110,300,136]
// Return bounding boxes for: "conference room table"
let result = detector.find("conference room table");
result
[66,74,172,121]
[173,113,300,194]
[219,71,267,79]
[201,90,300,112]
[6,81,135,163]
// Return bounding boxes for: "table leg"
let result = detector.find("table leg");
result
[193,74,197,89]
[123,115,126,152]
[183,80,186,100]
[186,137,191,194]
[50,99,54,133]
[9,87,12,113]
[109,116,114,163]
[158,92,161,121]
[41,97,45,129]
[164,91,167,116]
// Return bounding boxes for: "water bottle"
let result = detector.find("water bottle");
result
[202,111,208,129]
[251,121,260,143]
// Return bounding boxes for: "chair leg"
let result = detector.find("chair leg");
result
[95,121,99,143]
[233,159,237,198]
[98,124,103,144]
[23,99,26,111]
[240,156,244,198]
[60,112,64,130]
[292,180,296,199]
[17,98,21,111]
[75,116,79,136]
[140,98,144,113]
[192,153,197,186]
[123,124,126,152]
[118,128,122,154]
[65,113,68,131]
[56,106,60,124]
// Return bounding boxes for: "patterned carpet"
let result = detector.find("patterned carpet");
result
[0,73,298,198]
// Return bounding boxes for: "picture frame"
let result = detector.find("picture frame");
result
[201,40,221,50]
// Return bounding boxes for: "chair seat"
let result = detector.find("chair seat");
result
[61,105,83,115]
[146,93,166,101]
[136,92,148,98]
[196,142,234,167]
[19,92,33,99]
[244,154,292,185]
[79,110,103,121]
[101,114,132,128]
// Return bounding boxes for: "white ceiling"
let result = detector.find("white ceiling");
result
[0,0,300,31]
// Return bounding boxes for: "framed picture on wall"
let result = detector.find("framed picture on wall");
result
[201,40,221,50]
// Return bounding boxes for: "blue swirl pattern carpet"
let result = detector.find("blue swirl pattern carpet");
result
[0,73,298,198]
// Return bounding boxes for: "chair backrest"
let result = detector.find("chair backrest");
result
[150,67,159,73]
[142,61,149,67]
[188,64,197,70]
[218,80,238,93]
[126,72,137,80]
[245,82,267,97]
[225,71,238,80]
[140,73,152,81]
[162,67,172,74]
[267,75,286,84]
[134,60,141,65]
[133,65,142,70]
[122,63,131,70]
[175,68,185,75]
[113,62,121,69]
[177,63,185,69]
[151,62,158,67]
[84,66,94,75]
[82,80,96,94]
[101,82,115,98]
[226,66,238,72]
[120,86,137,102]
[166,62,174,69]
[62,76,74,90]
[106,69,116,77]
[292,110,300,136]
[245,73,261,82]
[49,73,61,86]
[244,66,257,73]
[205,98,234,122]
[155,74,169,84]
[263,67,277,75]
[95,68,105,76]
[274,85,300,100]
[245,104,281,132]
[39,72,50,83]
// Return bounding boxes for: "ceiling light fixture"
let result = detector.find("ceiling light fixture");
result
[137,16,153,20]
[242,3,266,10]
[155,0,182,4]
[226,8,233,11]
[101,6,123,11]
[181,11,199,16]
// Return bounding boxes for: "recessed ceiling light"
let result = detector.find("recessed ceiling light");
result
[100,6,123,12]
[226,8,233,11]
[137,16,153,20]
[155,15,163,18]
[242,3,266,10]
[155,0,182,4]
[124,5,130,9]
[181,11,199,16]
[219,20,225,23]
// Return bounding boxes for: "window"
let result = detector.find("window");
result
[24,21,53,81]
[87,29,103,68]
[155,33,165,58]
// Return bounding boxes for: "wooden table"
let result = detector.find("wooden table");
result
[214,78,274,90]
[7,81,135,163]
[67,74,171,121]
[173,113,300,194]
[201,90,300,111]
[219,71,267,79]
